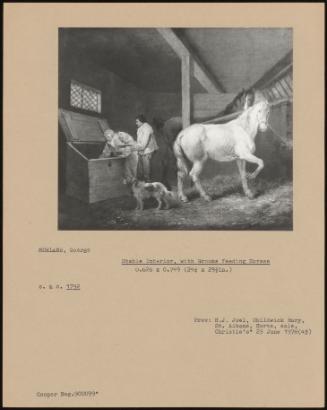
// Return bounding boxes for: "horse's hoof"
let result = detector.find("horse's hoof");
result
[179,196,189,203]
[246,192,255,199]
[203,195,212,202]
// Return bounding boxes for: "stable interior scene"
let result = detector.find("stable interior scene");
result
[58,28,293,230]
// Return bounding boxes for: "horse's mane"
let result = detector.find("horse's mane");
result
[235,105,253,129]
[233,99,269,133]
[222,88,255,115]
[221,88,267,116]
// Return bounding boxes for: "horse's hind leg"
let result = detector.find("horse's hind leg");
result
[190,160,212,201]
[156,198,162,210]
[176,158,189,203]
[236,159,254,199]
[174,137,189,202]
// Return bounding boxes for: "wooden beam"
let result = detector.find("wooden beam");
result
[266,89,275,100]
[182,54,191,128]
[156,28,186,58]
[156,28,223,93]
[203,98,291,124]
[193,63,221,94]
[280,77,292,95]
[275,80,287,98]
[251,50,293,90]
[261,63,293,89]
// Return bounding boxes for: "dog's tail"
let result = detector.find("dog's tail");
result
[155,182,178,201]
[163,185,178,201]
[168,190,178,201]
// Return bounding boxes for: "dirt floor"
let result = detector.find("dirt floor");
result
[59,174,293,230]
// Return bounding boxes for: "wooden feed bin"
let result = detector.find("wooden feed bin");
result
[59,109,129,203]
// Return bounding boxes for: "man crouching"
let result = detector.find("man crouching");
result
[131,180,175,211]
[100,128,138,184]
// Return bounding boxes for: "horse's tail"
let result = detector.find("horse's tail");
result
[173,131,190,176]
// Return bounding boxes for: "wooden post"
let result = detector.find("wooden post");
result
[182,53,191,128]
[156,28,223,93]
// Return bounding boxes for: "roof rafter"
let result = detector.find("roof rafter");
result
[156,28,225,93]
[251,50,293,90]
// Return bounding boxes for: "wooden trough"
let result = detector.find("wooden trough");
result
[59,109,129,203]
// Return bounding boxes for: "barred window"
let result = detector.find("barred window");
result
[70,80,101,113]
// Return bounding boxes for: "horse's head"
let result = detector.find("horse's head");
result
[255,100,270,132]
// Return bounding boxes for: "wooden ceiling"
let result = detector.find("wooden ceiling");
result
[60,28,292,94]
[177,28,292,92]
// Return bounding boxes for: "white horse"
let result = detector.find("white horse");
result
[173,100,271,202]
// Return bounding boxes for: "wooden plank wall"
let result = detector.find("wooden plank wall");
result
[192,93,237,122]
[260,69,293,102]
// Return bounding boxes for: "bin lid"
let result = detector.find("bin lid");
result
[59,109,109,142]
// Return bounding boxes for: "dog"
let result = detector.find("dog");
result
[131,180,175,210]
